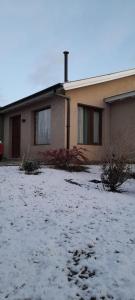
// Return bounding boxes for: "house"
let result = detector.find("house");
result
[0,53,135,161]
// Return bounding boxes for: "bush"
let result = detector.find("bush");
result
[101,154,130,192]
[21,160,40,174]
[130,172,135,179]
[40,146,88,171]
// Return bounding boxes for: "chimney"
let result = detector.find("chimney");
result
[63,51,69,82]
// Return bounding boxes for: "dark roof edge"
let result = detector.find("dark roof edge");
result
[0,83,63,112]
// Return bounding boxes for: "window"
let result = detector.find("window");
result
[78,105,102,145]
[35,108,51,144]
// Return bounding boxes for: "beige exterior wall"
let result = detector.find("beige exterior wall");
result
[66,75,135,161]
[110,98,135,159]
[2,74,135,161]
[3,95,66,159]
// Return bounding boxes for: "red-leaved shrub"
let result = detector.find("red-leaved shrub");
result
[40,146,88,171]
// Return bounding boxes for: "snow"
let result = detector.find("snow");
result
[0,165,135,300]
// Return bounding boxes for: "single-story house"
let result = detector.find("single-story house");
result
[0,63,135,161]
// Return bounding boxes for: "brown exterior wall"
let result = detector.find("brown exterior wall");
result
[65,75,135,161]
[110,98,135,160]
[3,94,66,159]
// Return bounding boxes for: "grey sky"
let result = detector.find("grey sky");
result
[0,0,135,105]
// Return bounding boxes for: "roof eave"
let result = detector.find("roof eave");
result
[105,90,135,104]
[64,68,135,91]
[1,83,63,113]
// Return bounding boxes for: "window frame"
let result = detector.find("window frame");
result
[78,104,102,146]
[34,106,51,145]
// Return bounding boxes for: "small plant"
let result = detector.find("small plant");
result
[40,146,88,172]
[101,154,130,192]
[21,160,40,175]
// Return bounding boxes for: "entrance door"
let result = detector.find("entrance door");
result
[11,115,21,158]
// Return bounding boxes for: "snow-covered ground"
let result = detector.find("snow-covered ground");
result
[0,166,135,300]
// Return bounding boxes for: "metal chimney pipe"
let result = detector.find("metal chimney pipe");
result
[63,51,69,82]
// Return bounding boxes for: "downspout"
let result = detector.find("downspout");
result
[66,96,70,150]
[54,92,70,149]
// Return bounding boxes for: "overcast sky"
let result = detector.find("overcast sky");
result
[0,0,135,105]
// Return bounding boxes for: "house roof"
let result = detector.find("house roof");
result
[0,83,63,113]
[0,68,135,113]
[105,90,135,103]
[63,68,135,90]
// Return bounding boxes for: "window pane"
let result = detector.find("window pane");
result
[36,108,51,144]
[83,107,89,144]
[93,111,99,144]
[78,106,84,143]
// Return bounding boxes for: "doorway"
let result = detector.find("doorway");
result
[11,115,21,158]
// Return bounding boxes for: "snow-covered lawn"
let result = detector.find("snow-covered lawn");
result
[0,166,135,300]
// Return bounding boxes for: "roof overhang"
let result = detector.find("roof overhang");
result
[1,83,63,113]
[105,90,135,103]
[63,68,135,91]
